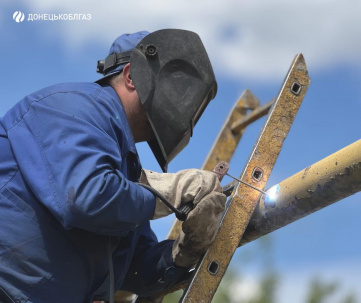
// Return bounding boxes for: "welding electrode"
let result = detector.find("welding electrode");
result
[225,173,268,196]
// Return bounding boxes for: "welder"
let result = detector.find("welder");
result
[0,29,226,302]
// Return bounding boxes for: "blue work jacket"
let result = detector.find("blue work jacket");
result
[0,83,186,303]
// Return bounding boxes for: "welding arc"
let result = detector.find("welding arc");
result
[225,173,268,196]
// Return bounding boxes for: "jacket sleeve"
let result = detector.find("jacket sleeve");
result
[3,88,155,236]
[119,222,190,296]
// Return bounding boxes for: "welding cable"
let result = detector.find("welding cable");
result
[137,183,188,221]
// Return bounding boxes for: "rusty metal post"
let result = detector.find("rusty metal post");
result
[180,54,310,303]
[240,139,361,246]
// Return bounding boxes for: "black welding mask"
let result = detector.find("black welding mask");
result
[97,29,217,172]
[130,29,217,172]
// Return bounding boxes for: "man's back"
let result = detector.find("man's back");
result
[0,82,158,302]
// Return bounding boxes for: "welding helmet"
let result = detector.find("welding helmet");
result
[97,29,217,172]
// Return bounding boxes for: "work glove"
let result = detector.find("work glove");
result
[172,191,226,267]
[140,168,222,219]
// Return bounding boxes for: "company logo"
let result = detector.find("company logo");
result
[13,11,25,23]
[11,11,91,23]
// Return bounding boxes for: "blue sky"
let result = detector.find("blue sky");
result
[1,1,361,301]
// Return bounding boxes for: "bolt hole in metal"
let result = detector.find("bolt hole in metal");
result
[208,261,219,275]
[252,167,263,182]
[291,82,301,95]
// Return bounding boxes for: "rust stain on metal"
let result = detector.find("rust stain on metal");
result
[180,54,310,303]
[302,166,311,179]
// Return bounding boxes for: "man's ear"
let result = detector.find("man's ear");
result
[123,63,135,90]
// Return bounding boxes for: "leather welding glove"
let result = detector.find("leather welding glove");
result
[140,168,222,219]
[172,191,226,267]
